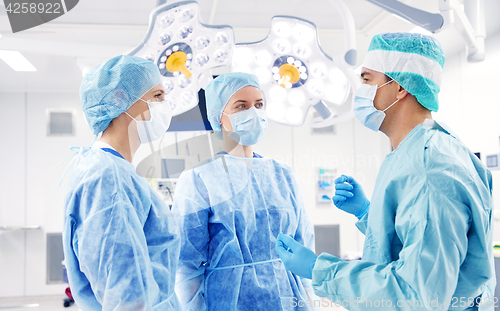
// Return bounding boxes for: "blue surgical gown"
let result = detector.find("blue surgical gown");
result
[312,120,495,310]
[62,147,181,311]
[172,153,316,311]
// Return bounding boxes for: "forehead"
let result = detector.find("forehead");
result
[360,67,385,78]
[149,83,164,92]
[229,86,262,102]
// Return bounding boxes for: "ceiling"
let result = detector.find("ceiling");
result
[0,0,499,92]
[0,0,388,29]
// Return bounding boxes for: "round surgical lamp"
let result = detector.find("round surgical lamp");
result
[230,0,359,128]
[128,1,235,116]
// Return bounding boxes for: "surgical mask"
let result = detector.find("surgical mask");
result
[222,107,268,146]
[125,98,172,144]
[353,80,400,132]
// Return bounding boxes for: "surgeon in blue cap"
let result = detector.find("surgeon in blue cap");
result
[62,55,181,310]
[276,33,495,310]
[172,72,318,310]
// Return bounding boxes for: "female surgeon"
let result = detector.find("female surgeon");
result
[172,72,317,311]
[62,55,181,311]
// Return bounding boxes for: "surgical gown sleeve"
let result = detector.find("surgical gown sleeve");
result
[312,146,482,310]
[172,169,210,311]
[355,212,368,235]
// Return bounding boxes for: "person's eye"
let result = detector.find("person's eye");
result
[237,104,245,109]
[255,102,263,108]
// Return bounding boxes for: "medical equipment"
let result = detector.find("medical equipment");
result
[366,0,486,62]
[486,153,500,170]
[317,168,336,204]
[128,0,359,128]
[128,1,235,116]
[230,0,360,127]
[157,178,178,207]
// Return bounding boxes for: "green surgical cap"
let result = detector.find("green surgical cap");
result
[80,55,163,135]
[363,32,445,112]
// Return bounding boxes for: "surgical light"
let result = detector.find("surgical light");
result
[254,67,271,84]
[273,39,291,54]
[273,22,293,38]
[270,85,287,102]
[285,107,304,125]
[293,24,315,43]
[230,16,351,126]
[215,32,230,46]
[160,15,175,28]
[254,50,272,66]
[288,90,306,107]
[129,1,234,116]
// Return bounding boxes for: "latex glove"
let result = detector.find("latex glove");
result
[275,233,317,279]
[332,175,370,219]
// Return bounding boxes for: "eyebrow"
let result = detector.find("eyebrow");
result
[360,72,371,78]
[233,99,263,104]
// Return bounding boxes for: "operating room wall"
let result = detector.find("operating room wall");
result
[0,91,91,297]
[436,30,500,242]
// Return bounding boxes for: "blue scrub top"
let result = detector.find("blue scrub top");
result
[62,147,181,311]
[312,120,495,310]
[173,152,315,311]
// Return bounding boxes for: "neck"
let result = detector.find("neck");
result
[98,117,140,163]
[380,99,432,150]
[222,134,254,158]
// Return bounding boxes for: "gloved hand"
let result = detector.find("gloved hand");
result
[332,175,370,219]
[275,233,317,279]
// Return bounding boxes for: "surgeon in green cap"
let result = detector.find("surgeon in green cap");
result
[276,33,495,310]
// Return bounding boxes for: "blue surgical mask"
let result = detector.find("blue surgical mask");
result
[125,98,172,144]
[222,107,268,146]
[353,80,400,132]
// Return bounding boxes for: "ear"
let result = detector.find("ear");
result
[397,85,410,100]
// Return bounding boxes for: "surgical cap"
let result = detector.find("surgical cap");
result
[362,32,445,112]
[206,72,261,131]
[80,55,163,134]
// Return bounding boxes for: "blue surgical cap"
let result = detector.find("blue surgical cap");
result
[362,32,445,112]
[206,72,261,131]
[80,55,163,134]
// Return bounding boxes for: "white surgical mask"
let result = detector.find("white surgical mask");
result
[353,80,400,132]
[222,107,268,146]
[125,98,172,144]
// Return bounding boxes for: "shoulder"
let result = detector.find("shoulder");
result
[422,128,491,200]
[68,148,139,195]
[423,129,474,175]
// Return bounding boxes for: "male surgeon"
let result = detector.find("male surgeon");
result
[276,33,495,310]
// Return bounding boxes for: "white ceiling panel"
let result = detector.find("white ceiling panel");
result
[0,0,499,92]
